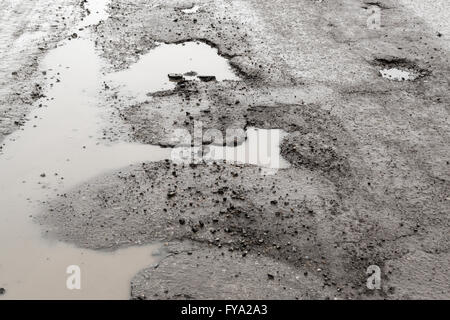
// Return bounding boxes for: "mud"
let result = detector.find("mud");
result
[130,242,336,300]
[2,0,450,300]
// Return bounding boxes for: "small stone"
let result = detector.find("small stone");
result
[168,73,184,81]
[0,288,5,295]
[198,75,216,82]
[167,190,177,198]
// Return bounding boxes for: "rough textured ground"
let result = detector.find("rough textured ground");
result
[15,0,450,299]
[0,0,86,145]
[130,242,336,300]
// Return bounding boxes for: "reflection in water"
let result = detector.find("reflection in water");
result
[107,41,239,101]
[172,128,290,175]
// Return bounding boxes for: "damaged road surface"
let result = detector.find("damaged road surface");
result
[1,0,450,300]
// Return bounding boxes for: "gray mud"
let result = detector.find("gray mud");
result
[130,242,336,300]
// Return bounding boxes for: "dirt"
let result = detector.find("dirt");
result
[2,0,449,299]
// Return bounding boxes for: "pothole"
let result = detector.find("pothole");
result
[106,41,240,101]
[373,57,430,81]
[171,128,291,175]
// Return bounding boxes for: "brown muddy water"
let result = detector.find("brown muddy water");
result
[0,0,288,299]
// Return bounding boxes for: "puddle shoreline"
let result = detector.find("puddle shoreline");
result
[107,40,239,102]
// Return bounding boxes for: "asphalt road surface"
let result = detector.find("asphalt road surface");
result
[0,0,449,300]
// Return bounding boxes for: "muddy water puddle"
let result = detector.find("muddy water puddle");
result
[107,41,239,101]
[172,128,291,175]
[205,128,291,175]
[0,0,169,299]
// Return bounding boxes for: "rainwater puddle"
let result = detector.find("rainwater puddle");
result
[380,68,417,81]
[0,0,171,299]
[107,41,239,100]
[172,128,291,175]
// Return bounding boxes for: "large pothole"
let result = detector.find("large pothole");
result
[106,40,240,101]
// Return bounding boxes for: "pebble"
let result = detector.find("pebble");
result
[198,75,216,82]
[168,73,184,81]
